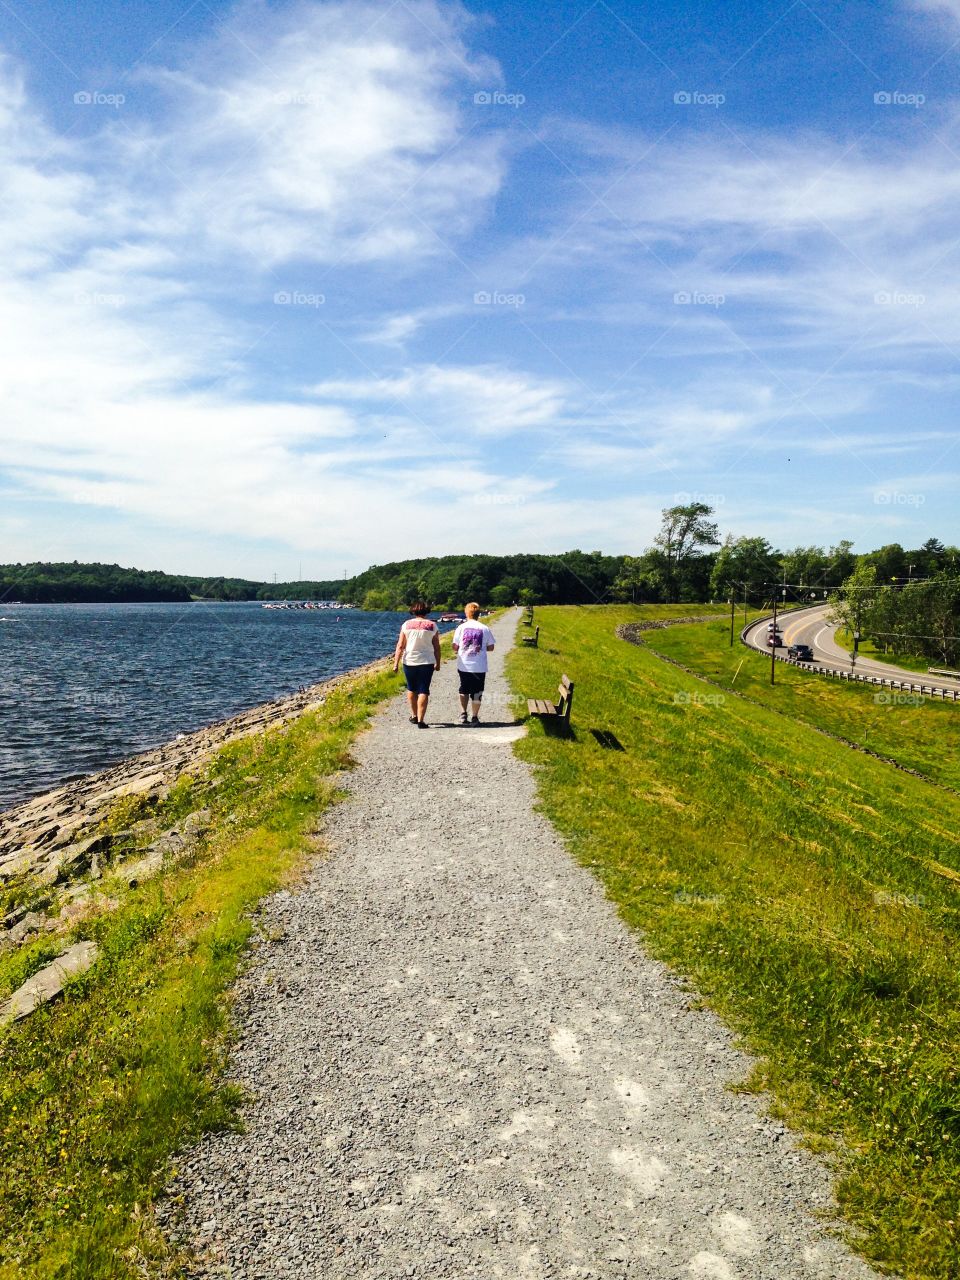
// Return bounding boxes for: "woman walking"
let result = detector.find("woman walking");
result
[393,601,441,727]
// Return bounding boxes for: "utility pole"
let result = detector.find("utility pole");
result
[770,589,778,685]
[729,591,735,646]
[853,598,861,667]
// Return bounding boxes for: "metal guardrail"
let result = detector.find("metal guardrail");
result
[740,608,960,702]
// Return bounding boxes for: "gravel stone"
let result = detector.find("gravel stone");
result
[162,610,879,1279]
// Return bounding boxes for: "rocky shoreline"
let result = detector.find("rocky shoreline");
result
[0,653,392,970]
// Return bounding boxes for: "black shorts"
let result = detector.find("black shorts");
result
[458,670,486,698]
[403,663,434,695]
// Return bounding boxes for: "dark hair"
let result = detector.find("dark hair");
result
[409,600,430,616]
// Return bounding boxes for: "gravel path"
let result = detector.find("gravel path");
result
[164,610,879,1280]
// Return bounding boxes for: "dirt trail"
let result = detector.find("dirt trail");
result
[165,610,878,1280]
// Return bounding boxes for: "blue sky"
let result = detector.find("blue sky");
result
[1,0,959,579]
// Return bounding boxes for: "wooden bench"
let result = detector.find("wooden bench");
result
[520,626,539,648]
[527,673,574,723]
[522,606,534,626]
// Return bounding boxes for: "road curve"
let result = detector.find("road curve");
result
[743,604,960,697]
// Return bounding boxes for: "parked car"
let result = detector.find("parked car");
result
[788,643,814,661]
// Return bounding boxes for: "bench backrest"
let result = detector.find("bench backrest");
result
[557,674,574,719]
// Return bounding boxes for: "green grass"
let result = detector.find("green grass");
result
[508,605,960,1280]
[0,662,402,1279]
[648,615,960,795]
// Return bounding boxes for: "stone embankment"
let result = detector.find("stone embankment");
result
[0,656,390,1000]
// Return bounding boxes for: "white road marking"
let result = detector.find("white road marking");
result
[550,1026,582,1067]
[614,1077,652,1113]
[687,1253,736,1279]
[713,1211,759,1257]
[608,1148,668,1197]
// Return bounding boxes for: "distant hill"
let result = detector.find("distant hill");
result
[0,562,345,604]
[0,553,625,607]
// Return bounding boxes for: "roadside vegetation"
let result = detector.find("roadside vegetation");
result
[833,565,960,670]
[508,604,960,1279]
[650,614,960,793]
[0,663,400,1279]
[833,627,932,676]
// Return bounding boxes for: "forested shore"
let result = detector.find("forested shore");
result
[3,497,959,673]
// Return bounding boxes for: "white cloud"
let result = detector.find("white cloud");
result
[116,0,505,268]
[0,2,552,569]
[532,117,960,363]
[307,364,568,436]
[910,0,960,23]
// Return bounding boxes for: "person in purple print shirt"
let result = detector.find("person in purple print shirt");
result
[451,602,495,726]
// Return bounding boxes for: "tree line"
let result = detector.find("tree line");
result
[0,562,345,604]
[3,505,958,663]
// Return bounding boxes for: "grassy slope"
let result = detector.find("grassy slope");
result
[508,605,960,1280]
[650,615,960,793]
[0,663,401,1279]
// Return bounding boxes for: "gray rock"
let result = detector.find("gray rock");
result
[0,940,98,1023]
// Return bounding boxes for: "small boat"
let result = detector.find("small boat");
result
[439,613,462,623]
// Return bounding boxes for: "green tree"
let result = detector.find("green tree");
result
[710,535,778,600]
[653,503,719,601]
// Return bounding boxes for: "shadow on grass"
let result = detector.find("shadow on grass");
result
[590,728,625,751]
[540,717,577,740]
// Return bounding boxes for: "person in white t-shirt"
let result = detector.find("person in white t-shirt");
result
[393,601,441,728]
[451,602,495,726]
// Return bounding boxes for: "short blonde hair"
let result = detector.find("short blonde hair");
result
[464,601,480,618]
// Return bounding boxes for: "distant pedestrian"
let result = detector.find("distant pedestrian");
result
[452,603,495,726]
[393,602,441,728]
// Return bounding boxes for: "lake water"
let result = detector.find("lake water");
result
[0,603,440,812]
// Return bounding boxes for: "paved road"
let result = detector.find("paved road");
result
[743,604,960,695]
[164,610,879,1279]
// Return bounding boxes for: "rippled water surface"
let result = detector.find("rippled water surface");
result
[0,603,423,812]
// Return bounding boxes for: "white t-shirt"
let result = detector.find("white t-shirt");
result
[400,617,438,665]
[453,620,495,673]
